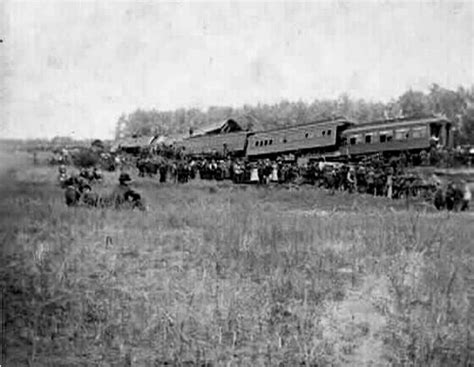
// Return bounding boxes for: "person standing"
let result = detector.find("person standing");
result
[159,161,168,183]
[386,173,393,199]
[270,162,279,183]
[461,181,471,211]
[366,167,376,196]
[445,181,456,211]
[346,167,356,193]
[250,162,259,184]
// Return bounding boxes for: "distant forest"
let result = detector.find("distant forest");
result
[116,84,474,145]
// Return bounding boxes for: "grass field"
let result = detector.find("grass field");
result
[1,151,473,366]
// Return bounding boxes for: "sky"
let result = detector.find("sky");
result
[1,1,473,139]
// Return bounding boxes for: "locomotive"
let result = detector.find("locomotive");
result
[173,114,453,162]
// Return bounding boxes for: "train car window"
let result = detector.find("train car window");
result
[283,138,287,143]
[305,133,309,138]
[269,139,273,145]
[350,137,357,145]
[412,127,426,138]
[395,129,409,140]
[264,140,268,146]
[255,141,259,147]
[322,131,326,136]
[365,134,372,144]
[379,130,392,143]
[327,130,332,136]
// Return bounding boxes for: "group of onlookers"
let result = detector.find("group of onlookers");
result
[52,144,472,212]
[58,165,145,210]
[127,153,471,211]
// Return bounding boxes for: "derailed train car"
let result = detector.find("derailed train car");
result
[246,117,353,158]
[175,131,249,157]
[170,114,453,161]
[339,115,453,158]
[173,117,259,157]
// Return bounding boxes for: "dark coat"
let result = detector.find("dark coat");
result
[64,186,81,206]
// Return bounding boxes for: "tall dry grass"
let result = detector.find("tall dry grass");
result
[1,157,473,366]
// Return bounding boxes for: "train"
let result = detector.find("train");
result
[172,114,453,162]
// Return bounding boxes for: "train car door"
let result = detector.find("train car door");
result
[429,122,442,144]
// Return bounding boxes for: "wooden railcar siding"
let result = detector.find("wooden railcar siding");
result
[341,122,432,155]
[343,122,429,135]
[246,123,339,156]
[176,132,248,155]
[344,138,431,155]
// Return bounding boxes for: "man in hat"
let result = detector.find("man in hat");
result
[445,181,457,211]
[346,166,356,193]
[81,184,102,207]
[432,180,448,210]
[63,175,89,207]
[58,164,69,188]
[159,160,168,183]
[92,166,103,182]
[111,173,132,208]
[112,173,145,210]
[64,184,81,207]
[366,166,376,196]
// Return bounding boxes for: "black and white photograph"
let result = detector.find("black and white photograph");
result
[1,0,473,365]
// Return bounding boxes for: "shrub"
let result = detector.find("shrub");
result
[72,149,100,168]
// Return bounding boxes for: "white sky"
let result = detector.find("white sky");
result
[1,1,473,139]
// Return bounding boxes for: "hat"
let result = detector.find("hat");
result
[119,173,133,183]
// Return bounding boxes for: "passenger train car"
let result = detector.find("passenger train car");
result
[174,131,248,157]
[246,117,353,158]
[339,115,452,158]
[173,117,256,157]
[171,114,453,161]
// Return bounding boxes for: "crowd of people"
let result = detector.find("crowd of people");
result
[55,146,472,212]
[131,150,471,210]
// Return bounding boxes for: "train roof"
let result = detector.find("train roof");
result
[192,115,264,136]
[251,116,354,135]
[343,115,450,134]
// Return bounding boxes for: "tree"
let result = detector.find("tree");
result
[72,149,99,168]
[113,84,474,143]
[458,105,474,145]
[428,84,465,121]
[398,89,430,117]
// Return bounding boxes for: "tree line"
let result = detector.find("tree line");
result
[117,84,474,145]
